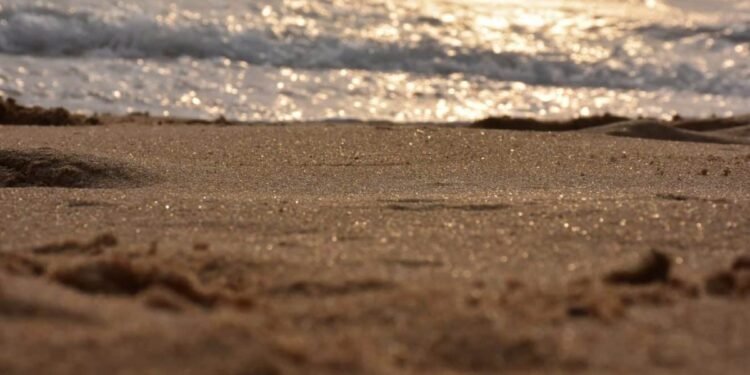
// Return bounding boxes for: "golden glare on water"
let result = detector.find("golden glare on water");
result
[1,0,748,121]
[142,0,749,121]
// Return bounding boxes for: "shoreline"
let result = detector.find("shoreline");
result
[3,96,750,143]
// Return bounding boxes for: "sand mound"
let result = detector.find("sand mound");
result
[0,97,99,126]
[470,114,629,131]
[470,114,750,144]
[590,120,750,145]
[672,115,750,132]
[0,148,146,188]
[712,124,750,139]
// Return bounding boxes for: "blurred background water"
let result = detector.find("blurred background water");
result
[0,0,748,122]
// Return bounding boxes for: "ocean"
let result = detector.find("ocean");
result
[0,0,748,122]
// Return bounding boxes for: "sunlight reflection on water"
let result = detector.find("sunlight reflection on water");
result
[0,0,748,121]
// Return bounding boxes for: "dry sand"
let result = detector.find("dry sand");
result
[1,106,750,374]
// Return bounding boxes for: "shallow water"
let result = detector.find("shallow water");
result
[0,0,748,121]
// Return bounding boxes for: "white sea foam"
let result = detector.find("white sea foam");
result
[0,0,748,121]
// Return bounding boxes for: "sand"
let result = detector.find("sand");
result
[1,108,750,374]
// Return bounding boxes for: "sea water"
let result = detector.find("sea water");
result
[0,0,748,122]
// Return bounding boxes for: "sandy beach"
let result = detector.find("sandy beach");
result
[2,0,750,373]
[1,101,749,373]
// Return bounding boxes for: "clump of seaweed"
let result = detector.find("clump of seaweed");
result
[0,97,99,126]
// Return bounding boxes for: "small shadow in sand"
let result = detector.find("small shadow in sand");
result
[656,193,730,204]
[656,193,691,201]
[0,293,96,323]
[267,279,394,298]
[604,250,671,285]
[705,255,750,297]
[51,258,224,309]
[32,233,118,256]
[387,203,509,212]
[67,200,119,208]
[382,258,444,269]
[297,161,410,167]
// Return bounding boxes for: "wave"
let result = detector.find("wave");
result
[0,6,749,96]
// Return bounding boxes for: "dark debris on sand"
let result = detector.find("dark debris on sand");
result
[0,97,99,126]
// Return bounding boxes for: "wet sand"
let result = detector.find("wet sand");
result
[1,109,750,374]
